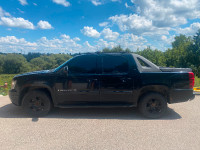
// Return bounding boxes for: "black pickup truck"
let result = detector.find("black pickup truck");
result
[9,53,195,118]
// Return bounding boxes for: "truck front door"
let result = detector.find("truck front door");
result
[55,54,100,105]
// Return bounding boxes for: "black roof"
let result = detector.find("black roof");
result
[72,52,134,57]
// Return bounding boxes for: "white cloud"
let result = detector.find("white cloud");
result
[37,35,82,53]
[93,33,148,51]
[0,33,173,53]
[0,36,36,46]
[106,0,200,37]
[109,13,171,36]
[60,34,70,39]
[0,7,53,30]
[111,0,121,2]
[91,0,121,6]
[109,14,153,35]
[84,41,96,52]
[0,7,10,17]
[52,0,71,7]
[18,0,28,6]
[37,20,53,29]
[73,37,81,41]
[117,33,147,50]
[91,0,102,6]
[0,17,35,29]
[101,28,119,41]
[125,2,129,8]
[132,0,200,27]
[17,8,24,14]
[81,26,101,38]
[161,35,167,41]
[84,41,94,48]
[176,22,200,35]
[152,35,175,50]
[161,35,175,45]
[96,39,113,49]
[0,33,147,53]
[99,22,109,27]
[0,35,83,53]
[0,36,37,53]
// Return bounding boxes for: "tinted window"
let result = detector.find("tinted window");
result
[137,57,150,68]
[68,55,97,74]
[102,55,129,74]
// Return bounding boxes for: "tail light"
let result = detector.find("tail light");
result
[188,72,195,89]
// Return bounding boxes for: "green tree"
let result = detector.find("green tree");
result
[0,55,5,73]
[164,34,193,68]
[136,47,166,66]
[2,54,31,74]
[102,46,132,53]
[191,29,200,76]
[24,52,41,62]
[30,54,72,71]
[30,57,48,71]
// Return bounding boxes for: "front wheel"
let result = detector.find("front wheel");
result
[138,93,167,119]
[22,90,52,117]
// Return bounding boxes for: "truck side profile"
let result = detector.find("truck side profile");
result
[9,53,195,118]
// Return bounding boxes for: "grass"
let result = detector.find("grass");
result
[195,76,200,87]
[0,74,16,96]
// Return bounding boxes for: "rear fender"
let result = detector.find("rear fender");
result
[137,85,169,104]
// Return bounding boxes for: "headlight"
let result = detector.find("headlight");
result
[11,80,17,89]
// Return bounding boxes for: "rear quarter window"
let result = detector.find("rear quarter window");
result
[137,57,151,68]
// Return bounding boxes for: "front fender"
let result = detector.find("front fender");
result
[19,82,56,105]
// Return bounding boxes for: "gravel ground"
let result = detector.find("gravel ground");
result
[0,95,200,150]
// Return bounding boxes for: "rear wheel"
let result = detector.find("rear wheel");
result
[22,90,52,117]
[138,93,167,119]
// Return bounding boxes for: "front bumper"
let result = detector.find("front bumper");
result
[9,89,20,106]
[169,89,195,104]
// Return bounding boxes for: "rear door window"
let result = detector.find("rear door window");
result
[102,55,129,74]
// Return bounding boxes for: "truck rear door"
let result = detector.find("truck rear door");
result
[99,54,134,103]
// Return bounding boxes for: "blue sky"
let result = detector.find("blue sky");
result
[0,0,200,53]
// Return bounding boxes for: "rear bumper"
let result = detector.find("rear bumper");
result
[169,89,195,104]
[9,89,20,106]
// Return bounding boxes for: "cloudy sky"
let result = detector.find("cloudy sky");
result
[0,0,200,53]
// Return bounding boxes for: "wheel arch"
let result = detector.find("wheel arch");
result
[19,86,54,106]
[137,85,169,105]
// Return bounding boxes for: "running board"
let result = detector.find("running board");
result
[55,103,136,108]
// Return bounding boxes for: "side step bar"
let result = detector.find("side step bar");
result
[55,103,136,108]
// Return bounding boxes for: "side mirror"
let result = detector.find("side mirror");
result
[63,66,69,75]
[64,66,68,72]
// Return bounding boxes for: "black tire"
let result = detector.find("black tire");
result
[22,90,52,117]
[138,92,167,119]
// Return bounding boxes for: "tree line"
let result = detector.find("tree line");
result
[0,53,72,74]
[0,30,200,76]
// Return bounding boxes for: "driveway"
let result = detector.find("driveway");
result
[0,95,200,150]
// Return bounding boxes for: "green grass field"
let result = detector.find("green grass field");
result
[195,76,200,87]
[0,74,16,96]
[0,74,200,96]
